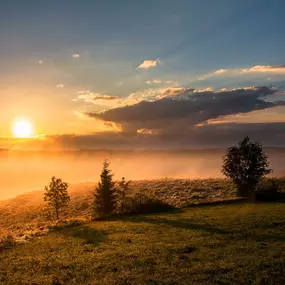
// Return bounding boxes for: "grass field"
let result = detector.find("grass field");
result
[0,179,237,246]
[0,202,285,285]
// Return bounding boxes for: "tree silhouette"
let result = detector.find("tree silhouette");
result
[222,136,272,197]
[44,176,70,220]
[93,160,117,218]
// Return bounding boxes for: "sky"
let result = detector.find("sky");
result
[1,0,285,149]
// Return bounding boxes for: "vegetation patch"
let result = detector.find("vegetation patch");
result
[0,203,285,284]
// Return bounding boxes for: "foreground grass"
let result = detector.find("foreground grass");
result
[0,202,285,285]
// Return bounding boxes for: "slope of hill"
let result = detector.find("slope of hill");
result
[0,179,237,246]
[0,179,237,226]
[0,203,285,284]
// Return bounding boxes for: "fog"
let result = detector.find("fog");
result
[1,149,285,200]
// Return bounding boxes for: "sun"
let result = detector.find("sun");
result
[12,118,34,138]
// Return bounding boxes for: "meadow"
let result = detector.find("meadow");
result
[0,179,237,245]
[0,202,285,284]
[0,178,284,284]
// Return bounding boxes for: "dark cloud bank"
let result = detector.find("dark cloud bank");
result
[88,86,277,131]
[4,86,285,149]
[78,86,285,148]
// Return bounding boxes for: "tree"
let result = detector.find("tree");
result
[119,177,131,194]
[93,160,117,218]
[222,136,272,198]
[115,177,131,212]
[44,176,70,220]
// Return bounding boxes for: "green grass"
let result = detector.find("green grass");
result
[0,202,285,285]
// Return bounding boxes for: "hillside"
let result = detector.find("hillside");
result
[0,178,239,247]
[0,178,237,226]
[0,203,285,284]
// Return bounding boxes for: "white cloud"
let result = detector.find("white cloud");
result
[146,79,162,84]
[199,69,229,80]
[77,93,96,103]
[195,87,213,92]
[146,79,178,85]
[56,84,64,88]
[199,65,285,81]
[240,65,285,74]
[72,53,80,58]
[214,69,228,75]
[137,58,160,69]
[75,91,120,110]
[38,60,44,64]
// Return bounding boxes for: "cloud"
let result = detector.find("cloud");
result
[4,122,285,150]
[93,95,119,101]
[199,69,230,80]
[146,79,162,84]
[241,65,285,74]
[199,65,285,80]
[75,91,119,103]
[124,87,194,103]
[137,58,160,69]
[86,86,283,133]
[56,84,64,88]
[72,53,80,58]
[202,105,285,125]
[146,79,178,85]
[38,60,44,64]
[159,87,194,97]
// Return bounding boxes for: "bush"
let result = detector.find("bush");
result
[254,178,283,201]
[50,219,86,231]
[258,178,281,192]
[117,193,175,215]
[0,235,16,250]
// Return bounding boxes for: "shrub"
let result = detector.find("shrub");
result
[258,178,281,193]
[254,178,283,201]
[0,235,16,250]
[117,192,175,215]
[115,177,132,213]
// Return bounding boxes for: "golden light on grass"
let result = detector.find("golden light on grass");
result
[12,118,34,138]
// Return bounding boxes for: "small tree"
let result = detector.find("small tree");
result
[119,177,131,194]
[44,176,70,220]
[115,177,131,213]
[222,136,272,198]
[93,160,117,218]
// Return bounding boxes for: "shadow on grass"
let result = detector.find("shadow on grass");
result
[57,226,108,245]
[126,215,285,243]
[184,198,248,208]
[256,233,285,242]
[127,216,232,235]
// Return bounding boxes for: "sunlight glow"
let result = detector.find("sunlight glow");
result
[12,118,34,138]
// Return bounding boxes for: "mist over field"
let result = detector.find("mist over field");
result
[1,148,285,200]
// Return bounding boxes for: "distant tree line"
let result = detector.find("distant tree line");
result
[43,136,274,219]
